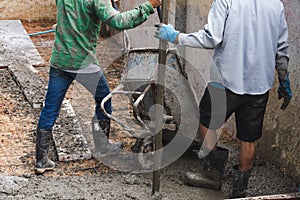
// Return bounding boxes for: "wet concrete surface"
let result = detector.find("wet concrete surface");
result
[0,144,298,199]
[0,59,297,199]
[0,21,298,199]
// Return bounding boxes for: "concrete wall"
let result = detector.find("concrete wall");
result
[120,0,176,49]
[180,0,300,182]
[257,0,300,183]
[0,0,56,21]
[177,0,214,102]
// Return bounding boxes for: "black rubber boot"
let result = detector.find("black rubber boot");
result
[98,119,123,148]
[230,165,252,198]
[92,119,121,157]
[35,129,55,174]
[98,119,111,138]
[184,146,229,190]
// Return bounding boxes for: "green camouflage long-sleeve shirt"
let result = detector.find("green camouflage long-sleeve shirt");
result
[50,0,154,70]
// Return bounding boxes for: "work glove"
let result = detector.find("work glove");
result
[155,24,180,43]
[278,72,292,110]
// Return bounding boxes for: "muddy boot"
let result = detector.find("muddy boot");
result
[184,146,229,190]
[92,119,121,157]
[230,165,252,198]
[98,119,123,148]
[35,129,55,174]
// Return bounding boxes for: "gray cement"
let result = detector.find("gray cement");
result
[0,147,297,200]
[0,51,298,200]
[0,20,45,67]
[119,0,300,183]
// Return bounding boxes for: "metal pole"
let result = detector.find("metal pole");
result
[152,0,169,195]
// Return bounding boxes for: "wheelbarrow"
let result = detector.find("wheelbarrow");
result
[100,32,200,168]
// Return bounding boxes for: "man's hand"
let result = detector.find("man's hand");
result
[278,73,292,110]
[155,24,179,43]
[148,0,161,8]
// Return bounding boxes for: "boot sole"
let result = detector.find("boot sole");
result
[35,167,55,175]
[183,172,222,191]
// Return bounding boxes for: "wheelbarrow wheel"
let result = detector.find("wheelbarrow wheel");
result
[131,137,154,169]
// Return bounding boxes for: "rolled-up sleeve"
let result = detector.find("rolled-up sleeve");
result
[93,0,154,31]
[178,0,229,49]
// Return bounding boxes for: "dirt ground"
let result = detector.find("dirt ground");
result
[0,21,298,199]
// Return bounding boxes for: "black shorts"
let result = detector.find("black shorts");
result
[199,83,269,142]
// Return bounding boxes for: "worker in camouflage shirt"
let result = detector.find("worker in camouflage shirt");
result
[35,0,161,174]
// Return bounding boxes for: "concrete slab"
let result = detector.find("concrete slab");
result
[8,63,45,109]
[0,20,45,67]
[53,100,91,162]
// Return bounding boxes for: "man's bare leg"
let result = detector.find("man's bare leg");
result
[199,123,218,151]
[230,141,254,198]
[239,141,255,171]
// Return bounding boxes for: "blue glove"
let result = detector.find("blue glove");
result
[155,24,180,43]
[278,73,292,110]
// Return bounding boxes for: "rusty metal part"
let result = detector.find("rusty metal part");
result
[224,193,300,200]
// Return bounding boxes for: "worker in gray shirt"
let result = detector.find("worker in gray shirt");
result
[155,0,292,198]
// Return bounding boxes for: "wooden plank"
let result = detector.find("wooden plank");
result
[0,20,45,67]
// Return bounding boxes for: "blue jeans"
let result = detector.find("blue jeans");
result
[38,67,112,130]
